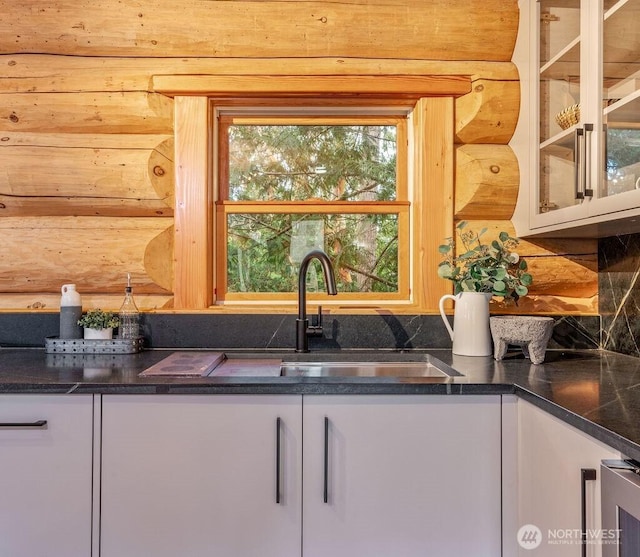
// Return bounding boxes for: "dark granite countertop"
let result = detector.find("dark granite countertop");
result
[1,347,640,462]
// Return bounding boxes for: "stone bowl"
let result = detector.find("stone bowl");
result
[489,316,555,365]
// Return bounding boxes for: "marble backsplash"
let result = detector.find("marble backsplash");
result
[0,311,600,352]
[599,233,640,356]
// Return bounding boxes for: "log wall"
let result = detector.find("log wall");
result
[0,0,597,314]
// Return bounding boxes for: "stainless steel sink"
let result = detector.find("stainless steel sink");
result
[280,354,462,378]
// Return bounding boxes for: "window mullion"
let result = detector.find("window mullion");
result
[219,201,408,214]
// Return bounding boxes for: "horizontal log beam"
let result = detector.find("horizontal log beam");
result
[0,144,173,216]
[0,1,518,61]
[0,295,174,312]
[0,93,173,134]
[0,196,172,218]
[0,132,173,149]
[0,55,519,93]
[453,221,598,301]
[0,217,174,294]
[454,221,598,258]
[491,295,598,316]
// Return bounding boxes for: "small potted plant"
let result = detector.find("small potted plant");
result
[77,309,120,340]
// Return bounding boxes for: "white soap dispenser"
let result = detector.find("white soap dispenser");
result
[59,283,83,339]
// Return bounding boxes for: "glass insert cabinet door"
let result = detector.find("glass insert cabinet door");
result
[537,0,585,217]
[602,0,640,201]
[534,0,640,226]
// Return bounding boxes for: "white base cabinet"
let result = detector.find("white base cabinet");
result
[100,394,502,557]
[302,395,502,557]
[0,394,94,557]
[0,388,631,557]
[517,399,620,557]
[100,394,302,557]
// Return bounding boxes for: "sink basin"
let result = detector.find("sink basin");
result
[280,354,462,378]
[137,350,462,379]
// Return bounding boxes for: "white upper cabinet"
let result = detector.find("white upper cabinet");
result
[514,0,640,237]
[597,0,640,214]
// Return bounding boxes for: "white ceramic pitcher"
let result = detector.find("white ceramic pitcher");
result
[438,292,493,356]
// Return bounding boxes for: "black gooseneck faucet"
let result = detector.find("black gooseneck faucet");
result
[296,250,338,352]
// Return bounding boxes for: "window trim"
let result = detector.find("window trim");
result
[161,75,465,312]
[153,74,470,99]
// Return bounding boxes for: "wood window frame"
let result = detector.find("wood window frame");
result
[217,112,409,303]
[153,75,469,313]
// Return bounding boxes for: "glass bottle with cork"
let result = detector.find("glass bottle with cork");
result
[119,273,140,339]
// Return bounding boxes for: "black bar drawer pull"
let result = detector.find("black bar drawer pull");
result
[0,420,47,428]
[276,417,282,504]
[581,468,596,557]
[324,416,329,504]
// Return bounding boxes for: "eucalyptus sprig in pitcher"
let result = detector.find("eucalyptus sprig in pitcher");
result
[437,222,533,356]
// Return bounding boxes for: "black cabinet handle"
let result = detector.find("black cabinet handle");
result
[324,416,329,504]
[583,123,594,197]
[276,417,282,504]
[0,420,47,428]
[581,468,596,557]
[574,127,584,200]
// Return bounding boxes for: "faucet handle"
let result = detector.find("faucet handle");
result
[313,306,323,327]
[307,306,324,336]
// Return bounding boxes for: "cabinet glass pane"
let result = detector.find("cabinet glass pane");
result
[539,1,581,66]
[539,2,581,144]
[602,0,640,198]
[538,1,582,213]
[540,138,579,212]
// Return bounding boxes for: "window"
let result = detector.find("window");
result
[159,74,466,311]
[216,112,409,303]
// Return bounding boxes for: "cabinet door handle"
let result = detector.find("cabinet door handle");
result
[575,127,585,200]
[583,123,594,197]
[0,420,47,428]
[276,417,282,504]
[581,468,596,557]
[603,123,609,191]
[323,416,329,504]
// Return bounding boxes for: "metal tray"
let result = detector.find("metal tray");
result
[45,336,143,354]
